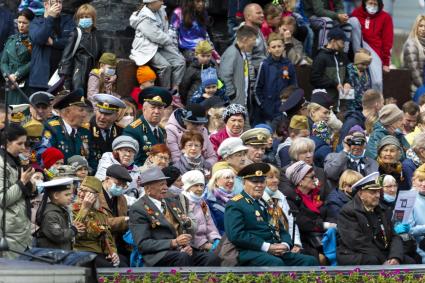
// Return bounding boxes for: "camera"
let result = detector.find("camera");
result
[346,136,366,146]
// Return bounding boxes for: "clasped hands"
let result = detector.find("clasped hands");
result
[268,243,289,256]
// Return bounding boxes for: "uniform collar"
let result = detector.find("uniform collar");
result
[62,119,75,135]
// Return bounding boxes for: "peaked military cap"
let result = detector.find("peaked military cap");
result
[9,104,29,123]
[240,128,271,146]
[138,86,172,107]
[40,177,74,192]
[238,163,271,182]
[352,172,381,195]
[81,176,103,193]
[311,89,333,110]
[53,88,87,109]
[280,88,306,115]
[29,91,53,106]
[93,93,126,114]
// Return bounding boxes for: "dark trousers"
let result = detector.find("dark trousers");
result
[94,253,129,268]
[155,249,221,267]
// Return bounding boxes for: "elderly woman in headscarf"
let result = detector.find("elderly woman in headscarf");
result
[377,135,404,187]
[206,161,236,235]
[210,104,247,153]
[284,160,333,264]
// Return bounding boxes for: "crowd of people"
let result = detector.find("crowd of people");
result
[2,0,425,269]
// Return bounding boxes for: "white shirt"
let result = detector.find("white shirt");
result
[146,121,159,135]
[62,119,75,136]
[149,196,164,213]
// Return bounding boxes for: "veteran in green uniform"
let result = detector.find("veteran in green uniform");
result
[224,163,318,266]
[123,87,172,166]
[240,128,271,163]
[88,94,126,171]
[42,89,91,162]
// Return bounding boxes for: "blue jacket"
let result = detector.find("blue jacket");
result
[190,79,229,106]
[324,188,351,223]
[400,158,418,191]
[0,7,14,55]
[206,195,226,235]
[365,122,410,161]
[255,55,297,121]
[29,15,75,88]
[311,135,332,168]
[322,227,337,266]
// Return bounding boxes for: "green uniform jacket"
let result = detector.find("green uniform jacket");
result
[303,0,345,20]
[42,117,91,162]
[122,115,166,166]
[224,191,292,263]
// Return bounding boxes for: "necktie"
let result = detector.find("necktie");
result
[153,128,159,141]
[104,128,110,142]
[161,201,167,215]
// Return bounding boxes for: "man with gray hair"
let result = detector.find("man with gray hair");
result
[123,86,172,165]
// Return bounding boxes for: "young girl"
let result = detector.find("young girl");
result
[58,4,103,92]
[87,53,119,102]
[129,0,185,91]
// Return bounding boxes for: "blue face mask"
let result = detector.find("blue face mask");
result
[265,187,274,196]
[383,193,396,203]
[348,151,365,160]
[109,183,124,197]
[48,167,59,176]
[79,18,93,29]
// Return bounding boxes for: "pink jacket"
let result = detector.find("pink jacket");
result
[165,109,217,165]
[187,201,221,249]
[209,127,230,153]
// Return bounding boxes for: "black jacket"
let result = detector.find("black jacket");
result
[36,203,76,250]
[59,28,103,92]
[337,195,404,265]
[179,58,216,104]
[310,47,350,105]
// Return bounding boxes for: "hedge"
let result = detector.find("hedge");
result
[98,269,423,283]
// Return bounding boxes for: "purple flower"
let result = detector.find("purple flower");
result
[98,278,105,283]
[126,269,133,273]
[170,269,177,275]
[353,267,361,272]
[272,272,280,277]
[289,272,297,279]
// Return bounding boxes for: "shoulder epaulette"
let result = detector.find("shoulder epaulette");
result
[130,119,142,128]
[90,68,101,76]
[81,122,90,130]
[231,194,243,202]
[48,120,60,127]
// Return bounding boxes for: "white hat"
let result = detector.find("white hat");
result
[182,170,205,191]
[352,172,381,194]
[217,137,249,159]
[143,0,160,3]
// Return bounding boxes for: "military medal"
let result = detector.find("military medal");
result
[255,210,260,216]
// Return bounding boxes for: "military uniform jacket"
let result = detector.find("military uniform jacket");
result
[224,191,292,261]
[122,115,166,166]
[88,117,123,171]
[129,195,193,267]
[42,117,91,162]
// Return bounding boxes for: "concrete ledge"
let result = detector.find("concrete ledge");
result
[0,259,89,283]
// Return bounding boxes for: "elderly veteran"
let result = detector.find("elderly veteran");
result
[88,93,126,171]
[96,136,143,205]
[129,166,221,267]
[241,128,271,163]
[123,87,172,165]
[217,137,250,194]
[73,176,127,267]
[325,127,378,189]
[210,104,247,153]
[224,162,318,266]
[337,172,416,265]
[42,89,91,162]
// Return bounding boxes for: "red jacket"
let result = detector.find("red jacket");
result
[209,127,230,154]
[351,6,393,66]
[130,87,143,110]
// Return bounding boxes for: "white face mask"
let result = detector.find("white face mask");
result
[119,115,134,127]
[366,5,378,14]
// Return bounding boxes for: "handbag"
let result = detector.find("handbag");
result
[48,27,82,87]
[306,232,324,249]
[214,234,239,266]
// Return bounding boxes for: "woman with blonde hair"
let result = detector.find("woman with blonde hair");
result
[58,3,104,92]
[206,162,236,235]
[115,99,137,128]
[402,14,425,96]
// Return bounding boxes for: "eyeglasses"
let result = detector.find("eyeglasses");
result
[155,155,170,161]
[304,174,316,180]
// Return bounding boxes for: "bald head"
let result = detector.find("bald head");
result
[243,3,264,27]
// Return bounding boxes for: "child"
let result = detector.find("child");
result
[346,48,372,111]
[260,3,283,39]
[41,147,65,179]
[255,32,297,125]
[87,53,119,102]
[35,178,84,250]
[190,67,229,107]
[181,170,221,251]
[219,25,258,114]
[180,40,217,104]
[129,0,185,91]
[68,155,90,180]
[278,16,309,65]
[130,65,157,110]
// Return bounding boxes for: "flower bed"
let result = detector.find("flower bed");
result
[98,269,423,283]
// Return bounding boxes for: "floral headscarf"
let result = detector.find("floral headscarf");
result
[312,121,331,145]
